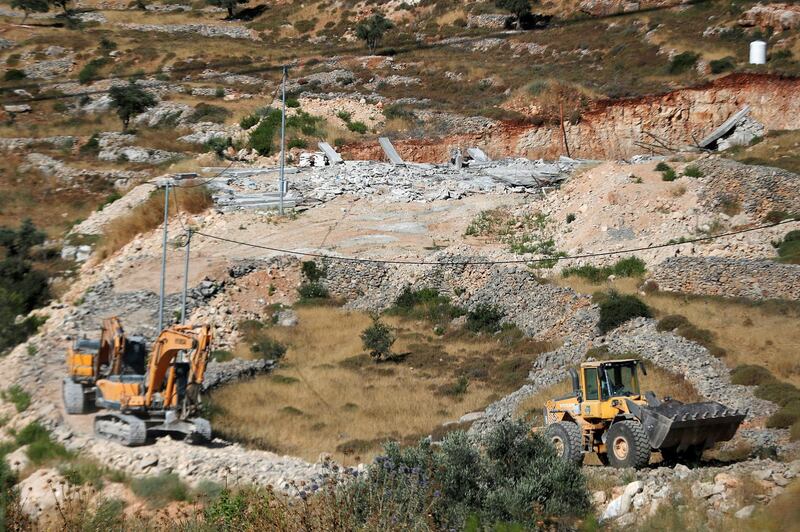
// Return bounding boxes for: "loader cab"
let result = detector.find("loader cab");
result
[577,359,643,419]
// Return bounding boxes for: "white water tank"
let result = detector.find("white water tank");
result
[749,40,767,65]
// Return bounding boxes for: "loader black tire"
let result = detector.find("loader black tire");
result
[63,378,87,415]
[606,420,651,469]
[545,421,583,464]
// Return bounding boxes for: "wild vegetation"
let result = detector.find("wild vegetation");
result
[96,184,213,259]
[209,302,557,463]
[0,220,50,354]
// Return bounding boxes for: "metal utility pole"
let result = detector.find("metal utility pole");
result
[157,181,170,331]
[279,65,288,215]
[180,229,192,324]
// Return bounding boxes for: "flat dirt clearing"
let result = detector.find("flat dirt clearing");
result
[208,305,556,464]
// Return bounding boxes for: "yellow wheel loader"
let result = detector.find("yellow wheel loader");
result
[63,317,147,414]
[93,324,213,446]
[543,359,745,468]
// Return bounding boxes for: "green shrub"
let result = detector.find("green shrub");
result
[298,282,329,300]
[566,213,576,224]
[332,421,589,529]
[59,459,105,489]
[3,69,26,82]
[248,109,283,155]
[250,336,286,360]
[654,162,672,172]
[78,58,109,84]
[1,385,30,412]
[239,114,260,129]
[188,103,231,124]
[755,381,800,407]
[683,165,703,177]
[383,104,413,120]
[388,287,465,325]
[194,480,224,501]
[709,56,735,74]
[763,210,798,224]
[778,230,800,264]
[597,292,651,334]
[80,133,101,155]
[337,110,352,122]
[361,319,395,361]
[730,364,776,386]
[661,169,677,181]
[562,257,646,283]
[130,473,188,507]
[206,136,232,157]
[668,51,699,74]
[301,260,324,282]
[466,304,505,334]
[656,314,690,332]
[347,121,368,134]
[766,399,800,429]
[286,97,300,108]
[15,422,71,465]
[287,138,308,149]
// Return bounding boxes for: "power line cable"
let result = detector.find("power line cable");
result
[190,219,797,267]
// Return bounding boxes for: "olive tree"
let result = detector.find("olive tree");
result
[206,0,249,19]
[10,0,49,22]
[495,0,531,29]
[109,82,156,132]
[355,13,393,53]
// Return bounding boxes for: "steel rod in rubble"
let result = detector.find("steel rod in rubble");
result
[180,229,192,324]
[157,181,170,331]
[279,65,287,215]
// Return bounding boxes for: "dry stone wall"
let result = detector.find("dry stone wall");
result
[650,256,800,301]
[322,253,599,341]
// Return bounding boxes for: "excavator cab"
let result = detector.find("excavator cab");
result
[93,324,213,446]
[63,317,146,415]
[544,359,745,468]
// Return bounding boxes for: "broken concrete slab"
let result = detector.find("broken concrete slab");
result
[379,137,405,166]
[318,141,344,164]
[467,147,491,162]
[699,105,764,151]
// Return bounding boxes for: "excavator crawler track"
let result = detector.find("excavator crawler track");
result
[94,413,147,446]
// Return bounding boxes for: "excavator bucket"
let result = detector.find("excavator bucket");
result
[627,399,746,452]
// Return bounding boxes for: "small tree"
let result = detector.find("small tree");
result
[355,13,394,53]
[108,82,156,132]
[495,0,531,29]
[10,0,49,22]
[361,318,395,361]
[206,0,249,18]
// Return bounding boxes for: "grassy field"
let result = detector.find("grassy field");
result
[560,277,800,386]
[727,130,800,174]
[208,305,557,464]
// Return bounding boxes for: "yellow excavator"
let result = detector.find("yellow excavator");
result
[93,324,213,446]
[63,317,147,414]
[543,359,745,468]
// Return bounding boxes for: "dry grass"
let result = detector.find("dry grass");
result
[209,306,554,464]
[95,184,213,260]
[560,277,800,386]
[729,130,800,174]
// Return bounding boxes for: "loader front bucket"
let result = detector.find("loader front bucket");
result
[627,399,746,452]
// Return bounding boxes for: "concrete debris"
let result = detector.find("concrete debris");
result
[699,106,765,151]
[379,137,405,166]
[205,156,587,211]
[318,141,344,164]
[298,152,328,167]
[3,104,32,114]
